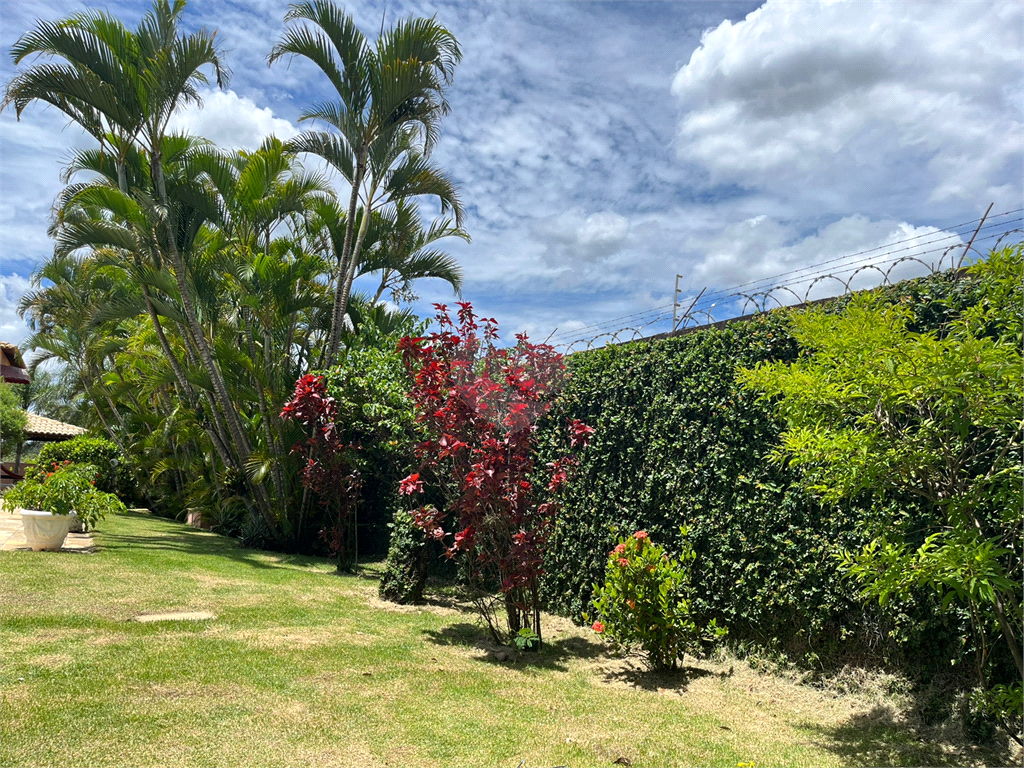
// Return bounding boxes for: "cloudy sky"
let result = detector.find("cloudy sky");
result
[1,0,1021,351]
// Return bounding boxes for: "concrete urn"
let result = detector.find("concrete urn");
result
[19,509,76,551]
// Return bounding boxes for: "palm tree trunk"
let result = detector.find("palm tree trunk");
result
[92,401,130,457]
[371,270,392,305]
[327,156,365,361]
[140,277,240,499]
[336,186,375,342]
[244,310,285,504]
[141,282,193,399]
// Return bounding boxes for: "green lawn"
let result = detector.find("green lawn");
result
[0,512,1003,767]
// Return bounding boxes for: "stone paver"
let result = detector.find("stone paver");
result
[135,611,216,623]
[0,508,95,553]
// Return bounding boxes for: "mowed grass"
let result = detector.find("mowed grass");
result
[0,512,1003,768]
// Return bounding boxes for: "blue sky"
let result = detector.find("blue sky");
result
[1,0,1022,351]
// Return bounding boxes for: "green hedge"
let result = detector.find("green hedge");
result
[32,436,138,504]
[538,270,984,672]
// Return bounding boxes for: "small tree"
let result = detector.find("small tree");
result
[281,374,361,568]
[739,246,1023,742]
[398,302,592,646]
[0,382,27,461]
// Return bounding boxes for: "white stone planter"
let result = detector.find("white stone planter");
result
[20,509,76,551]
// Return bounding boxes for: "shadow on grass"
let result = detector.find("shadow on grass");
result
[797,705,1012,768]
[101,511,329,573]
[422,621,606,673]
[601,663,715,693]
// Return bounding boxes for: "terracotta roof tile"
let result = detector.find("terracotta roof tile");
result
[24,413,88,442]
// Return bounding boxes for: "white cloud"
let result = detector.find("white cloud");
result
[533,209,630,269]
[168,89,300,150]
[671,0,1024,215]
[1,0,1020,350]
[0,274,33,346]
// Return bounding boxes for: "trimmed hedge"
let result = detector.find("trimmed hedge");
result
[538,270,984,673]
[32,436,138,504]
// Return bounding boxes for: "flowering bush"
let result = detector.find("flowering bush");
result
[5,461,126,530]
[590,528,725,671]
[398,302,592,645]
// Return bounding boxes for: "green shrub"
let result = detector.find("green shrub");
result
[33,437,137,502]
[320,339,418,558]
[740,246,1023,741]
[378,509,429,604]
[590,528,725,670]
[0,381,27,451]
[5,461,126,529]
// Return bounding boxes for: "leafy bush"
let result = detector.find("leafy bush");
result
[378,509,430,604]
[0,381,28,451]
[398,302,592,645]
[281,374,362,568]
[740,246,1022,742]
[5,461,126,529]
[32,437,137,502]
[590,529,725,670]
[538,267,988,675]
[321,339,419,558]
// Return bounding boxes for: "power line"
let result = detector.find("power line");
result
[547,301,676,342]
[692,221,1019,311]
[560,225,1022,349]
[686,219,1021,315]
[682,226,1020,319]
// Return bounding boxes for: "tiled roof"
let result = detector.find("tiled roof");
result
[24,413,88,442]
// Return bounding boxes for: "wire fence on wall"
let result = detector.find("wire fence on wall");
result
[546,206,1022,354]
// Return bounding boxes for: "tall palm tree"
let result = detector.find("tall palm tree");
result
[269,0,465,361]
[0,1,301,534]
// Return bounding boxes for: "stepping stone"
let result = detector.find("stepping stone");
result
[135,611,216,623]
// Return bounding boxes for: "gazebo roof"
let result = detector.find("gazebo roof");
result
[0,341,29,385]
[0,341,26,369]
[24,413,88,442]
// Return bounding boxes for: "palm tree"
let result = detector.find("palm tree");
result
[269,0,465,361]
[4,2,227,414]
[0,1,304,535]
[357,199,467,305]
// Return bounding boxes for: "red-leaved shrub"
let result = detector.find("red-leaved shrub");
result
[398,302,592,645]
[281,374,361,567]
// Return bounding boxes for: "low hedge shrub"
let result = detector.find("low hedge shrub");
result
[31,436,138,503]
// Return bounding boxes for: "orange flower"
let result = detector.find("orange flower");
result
[627,599,636,610]
[617,558,629,568]
[591,621,604,633]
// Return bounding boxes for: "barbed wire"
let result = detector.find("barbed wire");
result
[555,220,1022,355]
[545,207,1022,346]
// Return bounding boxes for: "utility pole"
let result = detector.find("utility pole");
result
[957,202,993,270]
[672,274,681,332]
[672,277,706,334]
